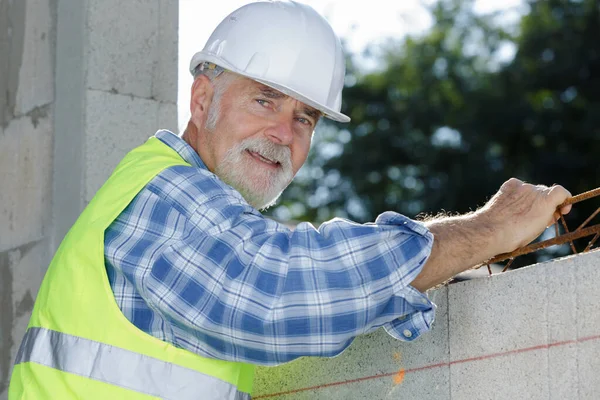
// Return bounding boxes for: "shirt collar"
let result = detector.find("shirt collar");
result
[154,130,208,170]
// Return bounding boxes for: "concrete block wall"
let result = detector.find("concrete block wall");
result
[0,0,55,396]
[254,251,600,400]
[53,0,179,242]
[81,0,178,203]
[0,0,178,398]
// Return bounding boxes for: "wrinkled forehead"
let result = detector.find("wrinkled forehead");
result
[238,77,322,120]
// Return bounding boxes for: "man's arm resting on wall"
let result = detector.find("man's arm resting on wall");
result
[410,178,572,292]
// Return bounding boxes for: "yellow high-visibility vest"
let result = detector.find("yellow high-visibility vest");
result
[9,136,255,399]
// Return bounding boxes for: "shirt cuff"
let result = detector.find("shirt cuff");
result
[383,286,436,341]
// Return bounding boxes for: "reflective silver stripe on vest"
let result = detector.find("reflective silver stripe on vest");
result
[15,327,251,400]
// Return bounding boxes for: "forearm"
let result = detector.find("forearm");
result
[410,211,499,292]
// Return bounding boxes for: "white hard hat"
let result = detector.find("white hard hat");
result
[189,0,350,123]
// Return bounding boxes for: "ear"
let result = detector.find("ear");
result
[189,74,215,131]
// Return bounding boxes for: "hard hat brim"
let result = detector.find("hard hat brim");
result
[190,54,351,124]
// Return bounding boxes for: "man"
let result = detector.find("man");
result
[9,1,571,399]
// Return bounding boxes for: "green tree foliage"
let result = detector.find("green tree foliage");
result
[269,0,600,263]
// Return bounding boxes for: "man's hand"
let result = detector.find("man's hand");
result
[410,178,572,292]
[478,178,572,255]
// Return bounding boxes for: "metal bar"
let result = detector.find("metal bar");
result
[584,233,600,253]
[501,258,515,273]
[470,187,600,275]
[560,214,578,254]
[576,207,600,232]
[479,223,600,266]
[560,187,600,207]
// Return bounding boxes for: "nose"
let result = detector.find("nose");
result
[265,117,294,146]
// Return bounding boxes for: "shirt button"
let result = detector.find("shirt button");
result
[421,298,429,305]
[403,329,413,338]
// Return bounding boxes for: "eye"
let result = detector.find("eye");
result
[256,99,271,107]
[296,117,314,127]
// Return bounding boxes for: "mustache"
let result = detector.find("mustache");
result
[240,137,292,170]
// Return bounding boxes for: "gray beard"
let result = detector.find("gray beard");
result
[215,137,294,210]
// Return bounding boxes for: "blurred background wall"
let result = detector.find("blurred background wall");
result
[0,0,178,397]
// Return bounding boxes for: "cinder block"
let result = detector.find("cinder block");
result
[448,265,548,360]
[84,89,165,202]
[0,115,53,253]
[157,101,177,134]
[268,365,449,400]
[86,0,158,99]
[544,256,577,342]
[254,287,448,398]
[450,348,549,400]
[152,0,178,103]
[388,366,449,400]
[9,239,49,361]
[548,343,577,400]
[578,338,600,400]
[0,239,48,400]
[574,251,600,337]
[254,356,317,398]
[14,0,53,116]
[396,287,448,369]
[252,253,599,399]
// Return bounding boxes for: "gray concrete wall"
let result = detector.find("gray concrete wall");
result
[253,250,600,400]
[0,0,56,396]
[0,0,178,398]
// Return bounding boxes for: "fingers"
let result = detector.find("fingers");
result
[560,204,572,215]
[541,184,571,228]
[548,184,572,215]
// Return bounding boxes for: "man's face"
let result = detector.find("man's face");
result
[199,76,320,210]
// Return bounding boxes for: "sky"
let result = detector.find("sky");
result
[177,0,526,129]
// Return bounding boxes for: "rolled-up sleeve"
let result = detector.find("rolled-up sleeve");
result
[141,182,435,365]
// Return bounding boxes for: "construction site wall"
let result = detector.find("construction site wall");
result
[254,251,600,400]
[0,1,178,398]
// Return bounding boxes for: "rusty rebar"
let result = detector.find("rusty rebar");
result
[477,187,600,274]
[576,207,600,231]
[560,214,578,254]
[501,258,515,273]
[481,224,600,266]
[584,233,600,253]
[559,187,600,207]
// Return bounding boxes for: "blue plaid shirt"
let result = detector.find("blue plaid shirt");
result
[105,130,435,366]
